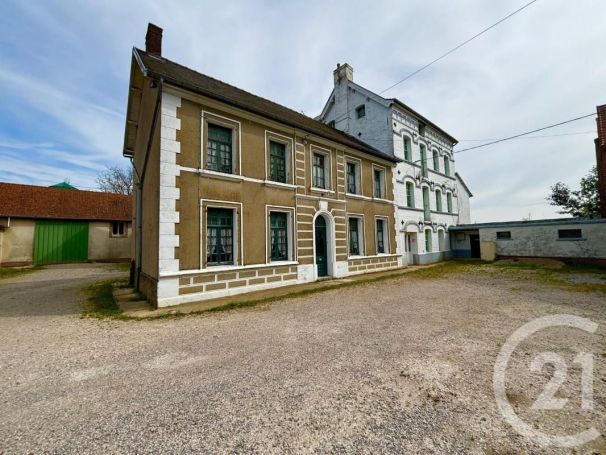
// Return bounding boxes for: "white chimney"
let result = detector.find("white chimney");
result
[333,63,353,86]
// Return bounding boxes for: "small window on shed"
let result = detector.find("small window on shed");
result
[112,221,126,237]
[355,104,366,119]
[496,231,511,240]
[558,229,582,239]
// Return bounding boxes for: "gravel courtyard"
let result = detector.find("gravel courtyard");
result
[0,262,604,454]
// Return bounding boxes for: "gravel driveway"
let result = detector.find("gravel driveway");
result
[0,263,604,454]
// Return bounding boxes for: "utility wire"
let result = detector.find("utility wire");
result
[379,0,539,94]
[346,130,597,144]
[330,0,538,124]
[457,130,597,142]
[454,113,596,153]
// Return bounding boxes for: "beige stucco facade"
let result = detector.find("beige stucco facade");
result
[0,218,35,266]
[88,221,132,261]
[127,72,403,307]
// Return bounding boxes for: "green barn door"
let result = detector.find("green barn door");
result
[34,221,89,265]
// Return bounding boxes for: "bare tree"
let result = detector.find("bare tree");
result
[96,165,133,195]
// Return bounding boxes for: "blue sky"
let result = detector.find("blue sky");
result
[1,0,605,221]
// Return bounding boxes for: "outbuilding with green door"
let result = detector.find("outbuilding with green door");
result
[0,182,132,266]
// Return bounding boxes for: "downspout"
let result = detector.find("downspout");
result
[130,156,142,286]
[133,76,163,289]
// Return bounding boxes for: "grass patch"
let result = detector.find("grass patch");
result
[0,266,40,280]
[112,262,131,272]
[490,260,606,294]
[95,267,432,321]
[81,280,128,319]
[404,260,482,279]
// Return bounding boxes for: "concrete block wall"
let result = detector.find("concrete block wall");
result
[479,222,606,259]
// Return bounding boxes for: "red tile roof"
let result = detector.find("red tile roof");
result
[0,182,132,221]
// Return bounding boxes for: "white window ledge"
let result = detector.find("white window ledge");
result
[346,193,370,200]
[199,168,243,182]
[310,187,335,194]
[347,253,399,260]
[263,180,297,190]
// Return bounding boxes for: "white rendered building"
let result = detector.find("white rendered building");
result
[319,64,472,264]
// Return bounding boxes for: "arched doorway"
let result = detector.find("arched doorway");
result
[314,215,328,277]
[405,232,417,265]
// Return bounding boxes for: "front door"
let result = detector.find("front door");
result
[315,216,328,277]
[405,233,417,265]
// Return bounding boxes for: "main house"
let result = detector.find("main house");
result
[318,64,472,264]
[123,25,402,307]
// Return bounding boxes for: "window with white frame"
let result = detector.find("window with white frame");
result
[406,181,415,208]
[348,217,364,256]
[375,218,388,254]
[346,159,361,194]
[420,144,428,177]
[435,189,443,212]
[424,228,432,252]
[443,156,450,176]
[403,136,412,162]
[206,208,235,266]
[447,192,453,213]
[438,230,446,251]
[269,211,289,261]
[207,123,234,174]
[422,186,431,221]
[432,149,440,172]
[312,150,330,189]
[112,221,126,237]
[373,167,386,199]
[268,140,288,183]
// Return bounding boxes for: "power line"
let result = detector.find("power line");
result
[379,0,539,94]
[330,0,538,125]
[457,130,597,142]
[454,113,596,153]
[344,129,597,144]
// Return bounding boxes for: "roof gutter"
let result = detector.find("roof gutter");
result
[390,99,458,145]
[143,68,399,164]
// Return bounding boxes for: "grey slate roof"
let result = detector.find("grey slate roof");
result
[389,98,458,144]
[134,48,400,163]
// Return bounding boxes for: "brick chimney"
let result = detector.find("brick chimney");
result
[333,63,353,86]
[596,104,606,217]
[145,23,163,56]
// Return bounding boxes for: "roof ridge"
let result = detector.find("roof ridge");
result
[0,181,131,198]
[135,48,308,120]
[134,48,398,162]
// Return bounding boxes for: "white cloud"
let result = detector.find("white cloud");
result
[1,0,604,221]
